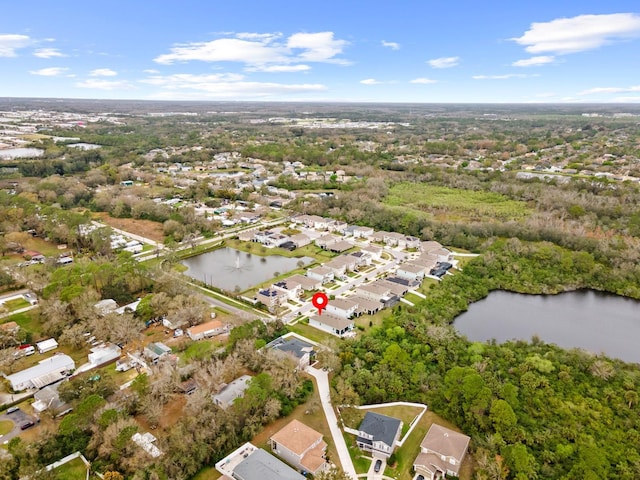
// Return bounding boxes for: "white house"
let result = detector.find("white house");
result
[361,245,383,261]
[273,279,303,300]
[187,319,225,341]
[306,266,334,284]
[36,338,58,354]
[5,354,75,391]
[213,375,252,409]
[88,344,121,366]
[309,314,355,338]
[396,263,426,282]
[325,298,358,319]
[256,288,288,311]
[287,274,322,291]
[356,412,403,459]
[353,226,374,239]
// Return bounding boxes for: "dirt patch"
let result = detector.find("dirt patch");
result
[93,213,165,243]
[135,394,187,432]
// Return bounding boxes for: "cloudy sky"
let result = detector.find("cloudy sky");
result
[1,1,639,102]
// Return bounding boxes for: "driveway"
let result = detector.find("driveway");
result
[366,457,386,480]
[0,408,39,444]
[306,366,357,480]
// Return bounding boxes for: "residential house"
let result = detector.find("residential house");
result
[32,381,69,413]
[187,319,225,341]
[329,220,348,234]
[254,231,289,248]
[353,226,374,239]
[290,233,311,248]
[383,232,406,248]
[306,266,334,284]
[420,241,443,254]
[370,231,388,244]
[94,299,117,315]
[266,335,315,370]
[256,288,288,311]
[132,432,163,458]
[431,247,453,263]
[213,375,252,409]
[379,279,409,297]
[323,258,347,279]
[395,263,426,282]
[273,279,303,300]
[287,274,322,291]
[414,253,439,272]
[36,338,58,354]
[349,251,372,268]
[309,313,355,337]
[336,254,358,271]
[178,378,198,395]
[356,283,391,303]
[88,344,121,366]
[351,295,382,315]
[361,245,383,261]
[327,240,354,253]
[144,342,172,365]
[325,298,358,319]
[233,448,306,480]
[356,412,403,459]
[5,354,75,391]
[404,236,421,249]
[269,420,328,475]
[314,217,335,231]
[413,424,470,480]
[315,234,338,249]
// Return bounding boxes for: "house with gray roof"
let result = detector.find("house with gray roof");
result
[233,448,306,480]
[356,412,403,459]
[266,334,315,369]
[5,354,75,391]
[213,375,252,409]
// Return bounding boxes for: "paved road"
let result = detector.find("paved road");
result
[0,408,38,444]
[306,366,357,480]
[190,282,272,322]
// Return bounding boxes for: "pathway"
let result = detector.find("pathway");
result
[305,366,357,480]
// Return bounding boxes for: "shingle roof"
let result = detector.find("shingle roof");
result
[270,419,323,456]
[234,448,306,480]
[357,412,402,448]
[420,424,470,464]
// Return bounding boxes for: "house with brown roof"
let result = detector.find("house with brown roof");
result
[287,274,322,291]
[396,263,426,282]
[325,297,358,319]
[290,233,311,248]
[269,419,328,475]
[356,283,392,302]
[273,278,303,300]
[306,266,334,284]
[361,245,383,261]
[413,424,470,479]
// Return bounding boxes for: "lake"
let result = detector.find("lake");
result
[454,290,640,363]
[181,247,315,292]
[0,148,44,159]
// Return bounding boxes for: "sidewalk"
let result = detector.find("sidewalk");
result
[306,366,357,480]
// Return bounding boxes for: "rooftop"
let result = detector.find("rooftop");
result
[358,412,402,448]
[270,419,324,456]
[234,448,306,480]
[266,335,315,360]
[420,423,470,462]
[188,319,223,336]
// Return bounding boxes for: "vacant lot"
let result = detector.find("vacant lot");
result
[385,182,531,223]
[93,212,165,243]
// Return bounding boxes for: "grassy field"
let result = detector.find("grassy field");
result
[52,457,88,480]
[93,212,165,243]
[0,420,12,435]
[191,467,222,480]
[6,309,42,337]
[385,182,531,223]
[288,321,335,345]
[3,298,30,311]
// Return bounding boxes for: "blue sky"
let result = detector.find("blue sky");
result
[1,1,639,102]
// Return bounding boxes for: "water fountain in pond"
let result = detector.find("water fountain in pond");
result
[224,251,252,272]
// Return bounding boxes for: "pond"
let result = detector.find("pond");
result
[0,148,44,159]
[181,247,315,292]
[454,290,640,363]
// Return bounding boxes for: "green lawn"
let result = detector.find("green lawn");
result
[52,457,88,480]
[0,420,13,435]
[288,321,335,345]
[191,467,222,479]
[3,298,30,311]
[385,182,532,223]
[6,309,42,336]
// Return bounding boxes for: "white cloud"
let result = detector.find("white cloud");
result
[0,34,31,57]
[410,78,437,84]
[579,85,640,95]
[90,68,118,77]
[143,69,160,74]
[428,56,459,68]
[472,74,536,80]
[140,72,326,99]
[154,31,348,68]
[512,13,640,55]
[382,40,400,50]
[29,67,69,77]
[33,48,66,58]
[613,96,640,102]
[512,55,556,67]
[246,64,311,72]
[360,78,382,85]
[76,79,134,90]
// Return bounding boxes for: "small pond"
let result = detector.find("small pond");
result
[454,290,640,363]
[181,247,314,292]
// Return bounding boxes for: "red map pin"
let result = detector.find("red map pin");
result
[312,292,329,316]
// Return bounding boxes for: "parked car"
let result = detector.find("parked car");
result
[416,475,425,480]
[6,406,19,414]
[20,421,35,430]
[374,459,382,473]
